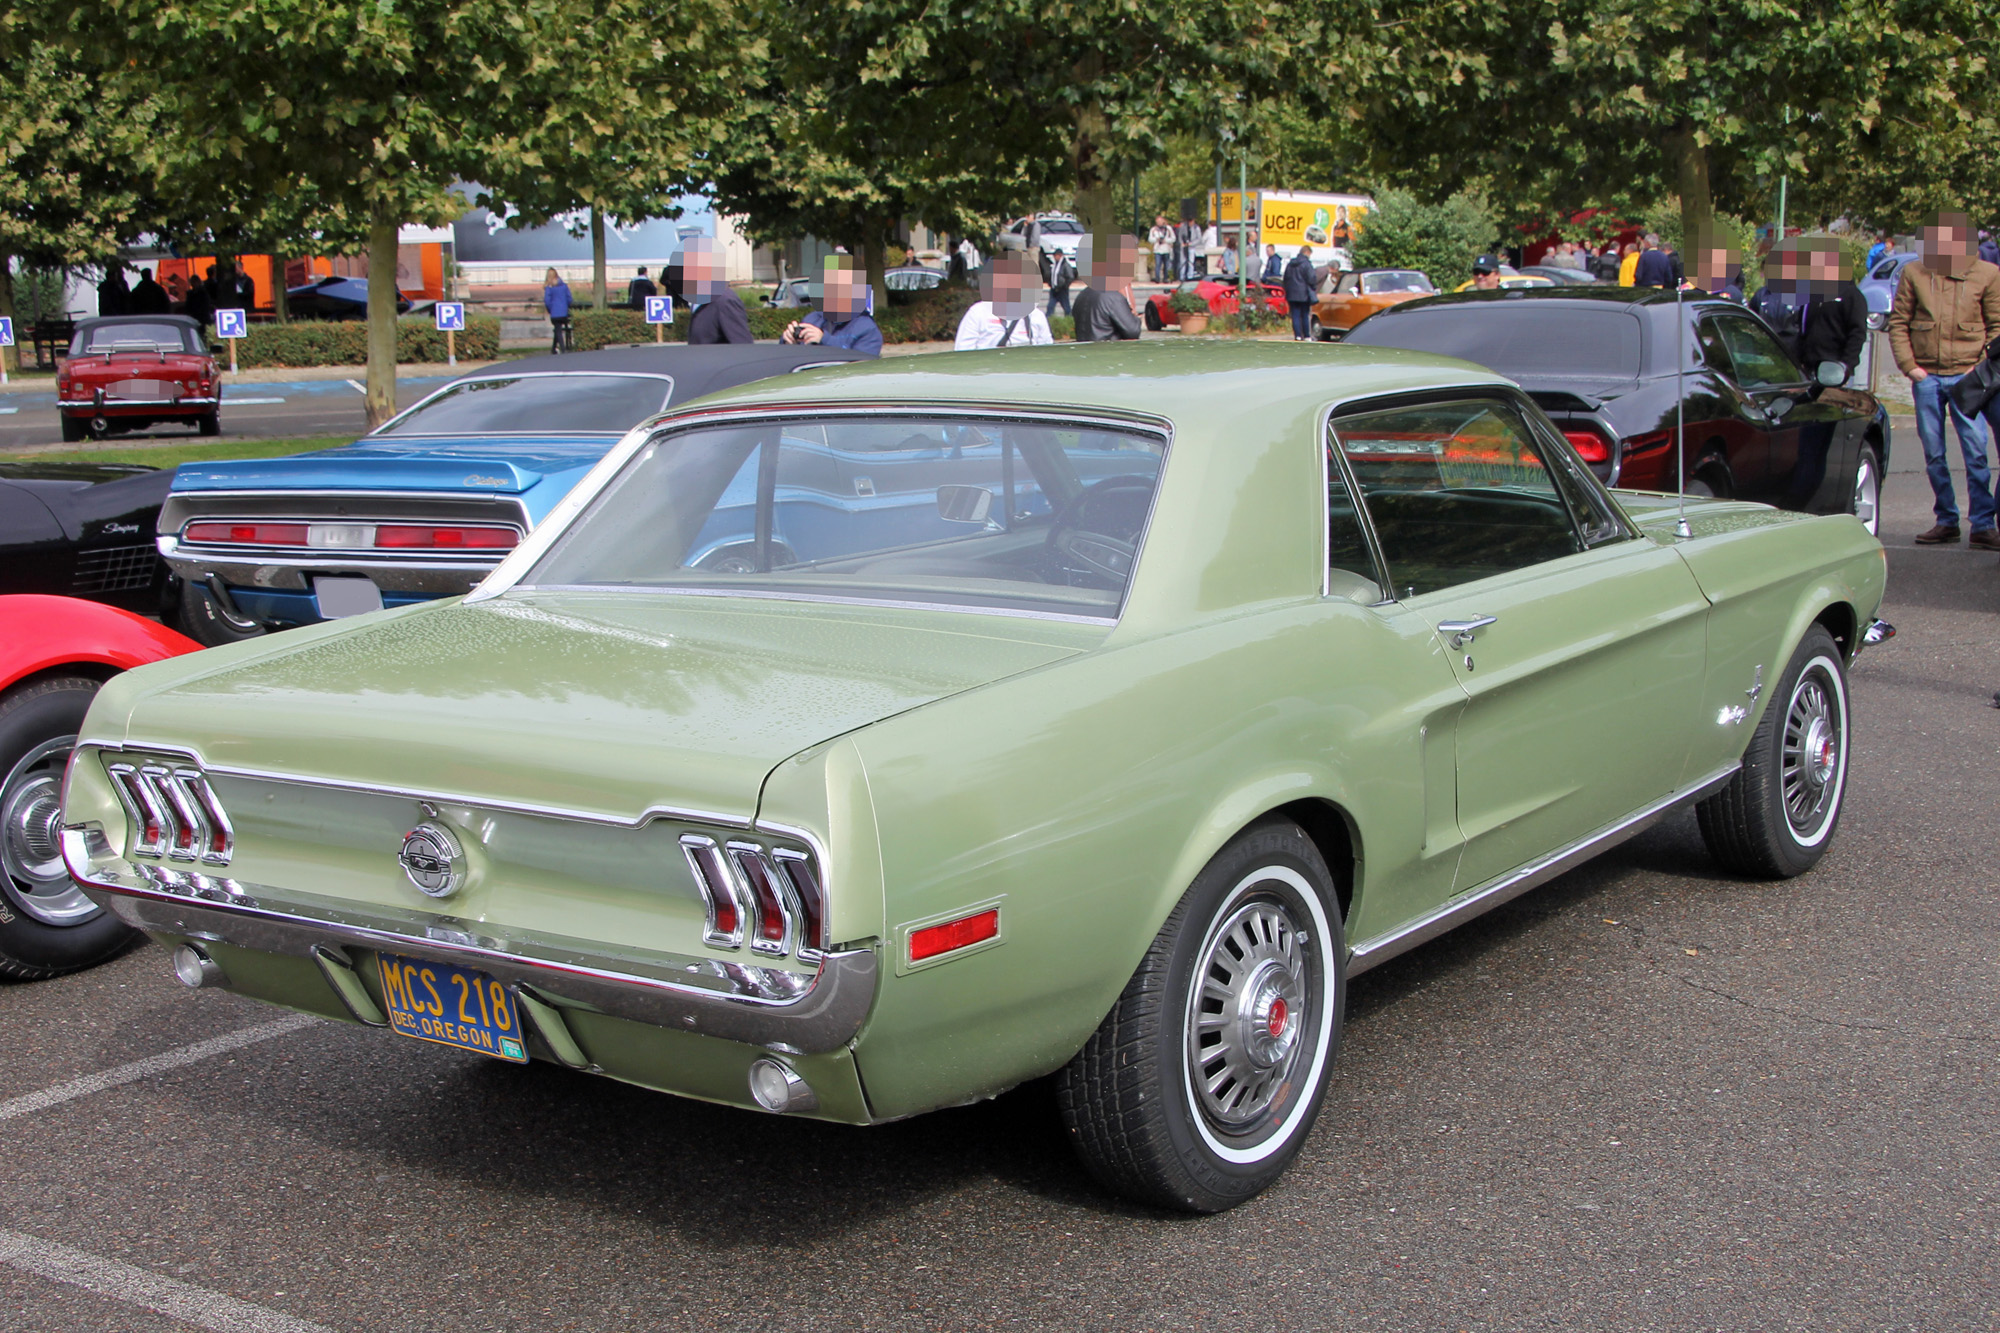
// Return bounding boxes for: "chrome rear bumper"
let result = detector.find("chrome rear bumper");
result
[62,826,876,1055]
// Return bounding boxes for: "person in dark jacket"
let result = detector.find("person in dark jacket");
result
[1039,245,1075,317]
[1282,248,1318,340]
[1260,244,1284,284]
[184,269,216,328]
[626,266,657,310]
[97,266,130,316]
[1751,239,1867,382]
[542,267,574,352]
[1633,234,1675,288]
[673,239,753,344]
[782,257,883,355]
[128,267,171,314]
[1071,234,1143,342]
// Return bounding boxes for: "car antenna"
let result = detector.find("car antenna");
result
[1674,279,1692,538]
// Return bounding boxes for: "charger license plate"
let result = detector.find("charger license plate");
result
[378,953,528,1062]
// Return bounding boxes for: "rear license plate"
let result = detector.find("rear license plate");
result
[377,954,528,1062]
[313,575,384,618]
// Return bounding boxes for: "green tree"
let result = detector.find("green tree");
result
[1348,189,1494,285]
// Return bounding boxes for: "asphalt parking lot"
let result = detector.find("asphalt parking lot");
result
[2,426,1994,1332]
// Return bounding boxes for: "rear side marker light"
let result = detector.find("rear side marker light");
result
[910,909,1000,964]
[1562,430,1612,463]
[681,835,745,948]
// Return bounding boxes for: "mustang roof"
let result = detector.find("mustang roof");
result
[660,340,1510,423]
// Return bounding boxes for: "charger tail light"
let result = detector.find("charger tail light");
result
[681,835,743,946]
[1562,428,1613,464]
[909,909,1000,965]
[774,851,827,956]
[106,761,233,865]
[729,845,793,955]
[373,525,517,550]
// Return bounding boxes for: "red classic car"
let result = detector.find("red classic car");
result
[57,315,221,441]
[1143,279,1288,330]
[0,595,200,978]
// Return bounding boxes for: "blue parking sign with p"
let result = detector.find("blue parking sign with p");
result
[215,309,247,339]
[644,295,673,324]
[0,317,12,346]
[435,301,466,332]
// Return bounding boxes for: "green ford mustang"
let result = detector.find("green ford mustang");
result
[60,342,1888,1211]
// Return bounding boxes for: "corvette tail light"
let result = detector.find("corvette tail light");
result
[373,525,517,550]
[729,844,793,955]
[185,521,310,546]
[107,761,233,865]
[909,909,1000,964]
[1562,429,1613,463]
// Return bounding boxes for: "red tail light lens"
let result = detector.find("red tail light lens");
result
[775,852,826,955]
[681,836,741,945]
[185,522,309,546]
[1563,430,1612,463]
[909,909,1000,964]
[730,847,790,948]
[373,525,517,550]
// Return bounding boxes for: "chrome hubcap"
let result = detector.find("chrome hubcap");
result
[1186,895,1310,1131]
[1,735,100,926]
[1781,668,1842,836]
[1854,459,1879,534]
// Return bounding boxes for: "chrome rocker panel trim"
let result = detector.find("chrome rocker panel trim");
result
[1347,761,1740,976]
[61,827,876,1056]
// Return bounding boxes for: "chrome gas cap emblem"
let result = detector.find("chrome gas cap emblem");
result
[399,821,465,898]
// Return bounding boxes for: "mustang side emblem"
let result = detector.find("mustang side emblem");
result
[464,473,511,487]
[399,821,465,898]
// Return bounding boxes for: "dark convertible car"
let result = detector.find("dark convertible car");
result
[1343,288,1889,533]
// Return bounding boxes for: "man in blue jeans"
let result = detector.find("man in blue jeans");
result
[1888,211,2000,545]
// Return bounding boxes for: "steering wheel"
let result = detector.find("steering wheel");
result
[1048,474,1155,586]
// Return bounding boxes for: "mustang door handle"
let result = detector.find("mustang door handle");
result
[1437,615,1497,647]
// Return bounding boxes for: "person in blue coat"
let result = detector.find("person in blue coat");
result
[781,257,883,355]
[1282,248,1318,341]
[543,268,574,353]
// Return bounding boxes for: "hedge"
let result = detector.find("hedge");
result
[229,315,502,368]
[563,285,1076,348]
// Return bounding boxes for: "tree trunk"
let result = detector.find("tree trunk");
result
[0,255,16,376]
[270,250,289,325]
[364,211,400,430]
[1069,60,1115,237]
[863,231,889,318]
[591,208,608,311]
[1669,120,1714,258]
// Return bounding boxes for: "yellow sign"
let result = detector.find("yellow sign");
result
[1258,192,1371,252]
[1208,191,1255,225]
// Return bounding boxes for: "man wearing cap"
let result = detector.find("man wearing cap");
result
[1471,255,1502,290]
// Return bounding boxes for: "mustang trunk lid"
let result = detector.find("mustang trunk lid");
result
[106,592,1099,822]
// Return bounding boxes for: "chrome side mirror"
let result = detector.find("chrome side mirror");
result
[936,484,994,524]
[1766,395,1795,420]
[1816,360,1847,388]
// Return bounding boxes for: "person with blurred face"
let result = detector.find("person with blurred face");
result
[1470,255,1502,290]
[1748,238,1865,381]
[954,252,1054,349]
[1070,235,1143,342]
[781,256,882,354]
[1889,210,2000,545]
[677,239,752,344]
[1688,226,1744,302]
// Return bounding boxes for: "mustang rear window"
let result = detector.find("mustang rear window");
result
[1346,306,1644,380]
[526,414,1168,618]
[378,374,674,435]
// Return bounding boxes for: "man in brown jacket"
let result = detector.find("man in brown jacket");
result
[1889,210,2000,545]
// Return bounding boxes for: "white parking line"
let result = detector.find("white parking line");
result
[223,396,287,405]
[0,1013,317,1122]
[0,1229,334,1333]
[0,407,17,414]
[344,379,365,394]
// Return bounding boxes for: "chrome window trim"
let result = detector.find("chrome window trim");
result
[470,402,1174,614]
[370,370,677,437]
[81,741,754,830]
[514,583,1119,627]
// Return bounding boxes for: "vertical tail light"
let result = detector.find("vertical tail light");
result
[728,844,794,956]
[681,835,745,947]
[106,760,234,865]
[773,850,827,958]
[108,764,168,857]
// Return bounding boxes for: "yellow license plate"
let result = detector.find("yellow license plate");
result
[377,953,528,1063]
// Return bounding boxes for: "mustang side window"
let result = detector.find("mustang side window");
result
[1332,399,1584,599]
[1325,445,1385,604]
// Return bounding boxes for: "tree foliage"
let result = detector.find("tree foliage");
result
[1348,189,1495,284]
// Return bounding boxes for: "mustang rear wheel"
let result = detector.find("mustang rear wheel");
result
[0,676,138,980]
[1057,818,1344,1212]
[1697,626,1850,878]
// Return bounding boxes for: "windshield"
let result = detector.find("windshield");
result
[1361,271,1433,295]
[1346,305,1644,380]
[526,414,1168,618]
[1038,218,1084,234]
[73,323,196,355]
[379,373,675,436]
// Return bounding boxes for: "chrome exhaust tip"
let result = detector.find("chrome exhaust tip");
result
[171,942,228,989]
[748,1057,818,1114]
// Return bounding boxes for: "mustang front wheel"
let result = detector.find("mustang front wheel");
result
[0,676,138,980]
[1057,818,1344,1212]
[1697,626,1850,878]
